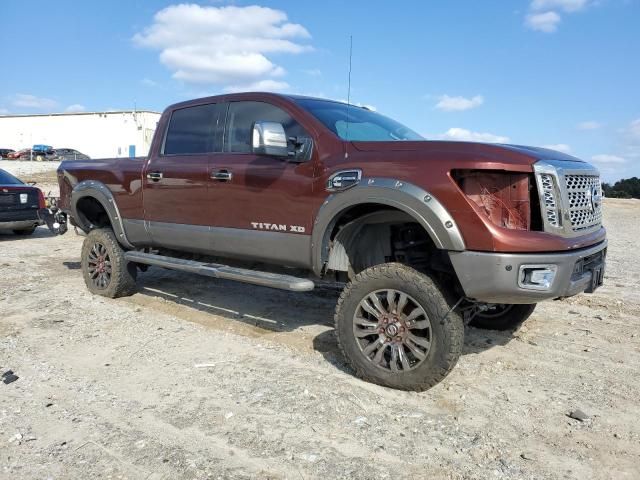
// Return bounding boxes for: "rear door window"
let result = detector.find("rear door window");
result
[163,103,225,155]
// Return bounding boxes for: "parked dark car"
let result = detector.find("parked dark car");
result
[0,169,45,234]
[54,148,90,161]
[0,149,15,159]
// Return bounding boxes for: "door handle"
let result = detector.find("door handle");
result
[211,170,232,181]
[146,172,163,182]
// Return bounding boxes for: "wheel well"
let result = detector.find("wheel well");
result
[325,204,454,277]
[75,196,112,230]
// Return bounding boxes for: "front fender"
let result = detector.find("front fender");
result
[310,177,466,275]
[70,180,134,249]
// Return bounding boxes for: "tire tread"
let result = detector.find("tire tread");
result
[81,228,137,298]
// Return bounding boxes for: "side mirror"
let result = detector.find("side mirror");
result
[252,121,289,157]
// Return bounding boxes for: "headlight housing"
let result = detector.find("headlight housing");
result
[454,170,532,230]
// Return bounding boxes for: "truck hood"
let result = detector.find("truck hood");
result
[350,140,583,165]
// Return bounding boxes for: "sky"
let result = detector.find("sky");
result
[1,0,639,182]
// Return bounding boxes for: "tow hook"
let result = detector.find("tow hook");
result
[38,197,68,235]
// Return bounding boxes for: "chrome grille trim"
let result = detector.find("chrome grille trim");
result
[533,160,603,238]
[565,174,603,231]
[539,173,559,227]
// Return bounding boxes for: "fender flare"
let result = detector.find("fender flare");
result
[310,177,466,275]
[70,180,134,249]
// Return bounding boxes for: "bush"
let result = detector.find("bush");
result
[602,178,640,199]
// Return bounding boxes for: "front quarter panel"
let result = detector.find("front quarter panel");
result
[311,177,465,275]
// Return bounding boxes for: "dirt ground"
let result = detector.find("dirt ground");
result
[1,161,639,479]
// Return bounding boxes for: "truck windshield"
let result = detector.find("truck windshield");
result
[295,98,424,142]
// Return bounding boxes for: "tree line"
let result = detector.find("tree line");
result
[602,177,640,199]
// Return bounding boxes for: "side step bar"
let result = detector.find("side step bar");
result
[124,251,315,292]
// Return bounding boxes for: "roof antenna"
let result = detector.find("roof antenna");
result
[345,35,353,157]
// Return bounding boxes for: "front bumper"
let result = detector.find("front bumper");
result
[449,240,607,304]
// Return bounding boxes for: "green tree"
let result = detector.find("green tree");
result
[602,177,640,199]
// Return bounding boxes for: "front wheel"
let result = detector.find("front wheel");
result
[81,228,137,298]
[334,263,464,391]
[470,304,536,331]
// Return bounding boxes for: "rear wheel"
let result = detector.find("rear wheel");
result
[470,304,536,331]
[334,263,464,391]
[81,228,137,298]
[13,225,36,235]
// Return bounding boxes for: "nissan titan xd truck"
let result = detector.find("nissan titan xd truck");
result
[56,93,607,391]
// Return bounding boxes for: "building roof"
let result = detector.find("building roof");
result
[0,110,160,119]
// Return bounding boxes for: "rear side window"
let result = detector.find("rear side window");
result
[225,101,307,154]
[163,103,224,155]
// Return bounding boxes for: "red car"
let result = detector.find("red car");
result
[6,148,31,160]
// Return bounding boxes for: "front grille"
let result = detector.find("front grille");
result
[533,160,603,237]
[539,174,559,227]
[0,194,16,205]
[0,190,39,211]
[565,175,602,232]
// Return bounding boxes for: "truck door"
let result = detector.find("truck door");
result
[206,100,317,267]
[142,102,225,252]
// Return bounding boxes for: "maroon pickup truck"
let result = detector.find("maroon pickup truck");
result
[57,92,607,391]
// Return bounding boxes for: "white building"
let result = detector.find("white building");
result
[0,110,161,159]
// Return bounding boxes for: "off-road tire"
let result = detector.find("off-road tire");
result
[470,304,536,331]
[81,228,137,298]
[13,226,37,235]
[334,263,464,391]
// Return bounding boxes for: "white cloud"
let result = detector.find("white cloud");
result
[435,95,484,112]
[591,154,627,164]
[530,0,590,12]
[141,78,159,87]
[526,0,592,32]
[542,143,572,154]
[303,69,322,77]
[577,120,602,130]
[65,104,86,113]
[223,79,289,93]
[133,4,311,91]
[525,11,562,32]
[439,128,509,144]
[11,94,57,109]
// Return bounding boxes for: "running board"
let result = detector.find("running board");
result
[124,251,315,292]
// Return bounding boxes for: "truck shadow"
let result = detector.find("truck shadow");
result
[134,268,516,369]
[311,325,517,377]
[0,226,54,241]
[136,268,340,331]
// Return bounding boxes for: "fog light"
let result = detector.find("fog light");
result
[518,265,558,291]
